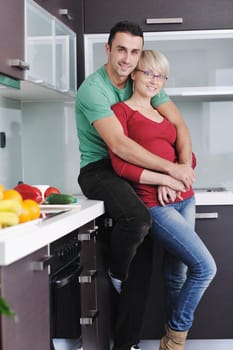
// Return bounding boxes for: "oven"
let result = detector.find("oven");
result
[49,228,82,349]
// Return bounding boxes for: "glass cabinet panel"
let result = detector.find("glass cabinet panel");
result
[84,30,233,98]
[84,30,233,190]
[25,0,54,87]
[25,0,76,94]
[55,19,76,93]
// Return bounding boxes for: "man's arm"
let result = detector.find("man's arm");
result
[108,146,186,192]
[93,110,195,188]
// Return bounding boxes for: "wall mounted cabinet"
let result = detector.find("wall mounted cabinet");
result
[0,0,26,80]
[84,29,233,190]
[84,0,233,33]
[34,0,79,32]
[25,0,77,95]
[0,0,77,101]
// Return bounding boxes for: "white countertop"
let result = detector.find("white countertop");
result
[194,190,233,205]
[0,191,233,266]
[0,197,104,266]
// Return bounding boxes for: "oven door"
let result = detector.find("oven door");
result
[50,261,82,339]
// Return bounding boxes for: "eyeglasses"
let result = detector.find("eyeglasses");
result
[135,69,168,81]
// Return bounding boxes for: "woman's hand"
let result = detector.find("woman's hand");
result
[157,185,183,206]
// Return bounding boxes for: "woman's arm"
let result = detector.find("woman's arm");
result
[109,148,186,192]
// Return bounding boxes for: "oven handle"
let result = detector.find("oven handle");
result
[54,265,83,288]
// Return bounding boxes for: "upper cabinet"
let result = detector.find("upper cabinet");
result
[84,29,233,99]
[0,0,77,101]
[34,0,80,32]
[84,0,233,33]
[0,0,26,80]
[25,0,77,95]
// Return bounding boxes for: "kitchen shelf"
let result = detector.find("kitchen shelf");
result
[166,86,233,102]
[0,80,75,102]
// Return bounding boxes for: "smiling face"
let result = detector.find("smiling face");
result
[131,50,169,98]
[105,32,143,84]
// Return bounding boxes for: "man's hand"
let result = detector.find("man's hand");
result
[168,163,195,190]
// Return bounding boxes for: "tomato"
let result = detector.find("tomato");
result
[44,186,60,198]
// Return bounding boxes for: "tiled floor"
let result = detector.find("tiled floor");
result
[53,338,233,350]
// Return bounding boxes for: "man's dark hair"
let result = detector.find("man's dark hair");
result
[108,21,144,48]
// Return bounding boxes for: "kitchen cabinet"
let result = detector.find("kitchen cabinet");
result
[34,0,85,87]
[0,0,77,100]
[78,222,111,350]
[0,198,105,350]
[141,205,233,339]
[0,0,26,80]
[84,29,233,190]
[190,205,233,338]
[84,0,233,33]
[34,0,80,33]
[0,246,50,350]
[25,0,77,95]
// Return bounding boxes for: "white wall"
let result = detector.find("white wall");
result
[0,97,23,189]
[21,101,82,194]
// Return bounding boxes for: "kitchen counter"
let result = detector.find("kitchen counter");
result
[0,197,104,266]
[0,191,233,266]
[194,189,233,205]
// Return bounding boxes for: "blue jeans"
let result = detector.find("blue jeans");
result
[150,196,217,331]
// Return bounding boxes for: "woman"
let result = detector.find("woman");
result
[109,50,217,350]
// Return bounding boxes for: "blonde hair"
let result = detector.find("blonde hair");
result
[137,50,169,77]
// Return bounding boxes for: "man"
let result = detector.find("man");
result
[75,21,195,350]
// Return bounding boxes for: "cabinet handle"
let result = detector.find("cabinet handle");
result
[80,310,99,325]
[78,228,97,241]
[59,8,73,21]
[31,255,54,271]
[54,265,83,288]
[79,269,97,283]
[9,59,30,70]
[146,17,183,25]
[195,212,218,219]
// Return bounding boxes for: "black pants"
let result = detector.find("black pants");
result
[78,159,153,349]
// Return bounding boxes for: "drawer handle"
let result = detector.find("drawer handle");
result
[78,228,97,241]
[80,310,99,325]
[195,212,218,219]
[79,269,97,283]
[146,17,183,24]
[59,8,73,21]
[31,255,54,271]
[9,59,30,70]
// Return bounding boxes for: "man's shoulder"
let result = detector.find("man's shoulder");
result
[78,66,107,93]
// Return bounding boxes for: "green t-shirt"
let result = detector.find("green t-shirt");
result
[75,65,170,168]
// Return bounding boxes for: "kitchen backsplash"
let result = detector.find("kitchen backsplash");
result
[0,97,81,194]
[0,98,23,189]
[0,96,233,192]
[176,99,233,190]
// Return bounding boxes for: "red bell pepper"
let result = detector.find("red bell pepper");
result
[14,183,42,204]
